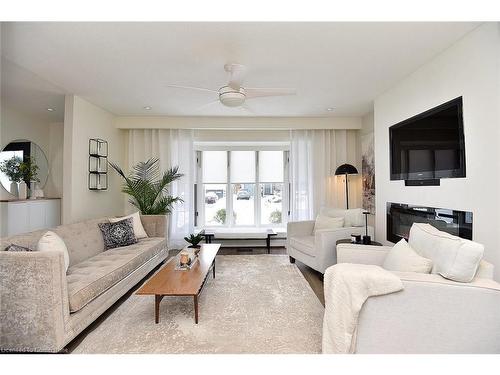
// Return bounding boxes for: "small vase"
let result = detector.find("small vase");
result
[29,181,37,199]
[34,183,44,198]
[18,181,28,200]
[9,181,19,197]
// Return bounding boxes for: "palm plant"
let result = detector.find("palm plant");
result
[109,158,183,215]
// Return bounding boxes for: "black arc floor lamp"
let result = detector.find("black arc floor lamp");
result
[334,163,358,209]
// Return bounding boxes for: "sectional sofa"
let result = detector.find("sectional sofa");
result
[0,215,169,353]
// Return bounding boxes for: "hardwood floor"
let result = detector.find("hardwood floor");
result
[64,246,324,353]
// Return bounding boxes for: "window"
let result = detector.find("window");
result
[202,151,227,226]
[196,148,288,228]
[259,151,284,225]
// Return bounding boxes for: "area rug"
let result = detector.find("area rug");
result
[72,255,324,354]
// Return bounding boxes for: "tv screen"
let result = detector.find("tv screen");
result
[390,97,466,181]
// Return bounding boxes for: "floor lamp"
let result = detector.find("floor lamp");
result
[334,163,358,209]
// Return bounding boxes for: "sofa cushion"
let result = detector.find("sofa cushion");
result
[383,239,433,274]
[313,215,344,234]
[110,211,148,239]
[319,207,365,227]
[66,237,166,312]
[53,218,108,267]
[37,231,70,272]
[408,223,484,282]
[289,235,315,257]
[98,217,138,250]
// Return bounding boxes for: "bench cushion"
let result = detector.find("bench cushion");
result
[66,237,166,312]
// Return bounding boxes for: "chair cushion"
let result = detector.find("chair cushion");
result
[383,239,433,274]
[313,215,344,234]
[408,223,484,282]
[66,237,166,312]
[289,235,316,257]
[319,207,365,227]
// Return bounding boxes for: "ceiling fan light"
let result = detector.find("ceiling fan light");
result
[219,86,246,107]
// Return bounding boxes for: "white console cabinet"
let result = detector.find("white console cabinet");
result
[0,198,61,237]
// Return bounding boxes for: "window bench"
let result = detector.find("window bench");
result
[198,228,286,254]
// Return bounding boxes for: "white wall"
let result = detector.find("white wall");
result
[360,111,376,231]
[374,23,500,278]
[63,95,126,223]
[0,105,63,200]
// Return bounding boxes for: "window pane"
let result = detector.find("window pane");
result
[232,184,255,225]
[203,151,227,183]
[259,151,283,182]
[204,184,227,226]
[260,183,283,225]
[230,151,255,182]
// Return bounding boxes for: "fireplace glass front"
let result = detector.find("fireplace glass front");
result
[386,202,472,243]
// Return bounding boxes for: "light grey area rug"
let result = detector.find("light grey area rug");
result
[72,255,324,354]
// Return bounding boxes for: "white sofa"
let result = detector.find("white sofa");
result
[286,208,374,273]
[334,226,500,354]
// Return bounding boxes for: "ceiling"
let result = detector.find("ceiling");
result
[1,22,480,118]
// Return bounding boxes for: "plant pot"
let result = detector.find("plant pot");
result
[18,181,27,200]
[29,181,37,199]
[9,181,19,197]
[139,214,169,239]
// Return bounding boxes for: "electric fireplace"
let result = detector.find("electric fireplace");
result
[386,202,472,243]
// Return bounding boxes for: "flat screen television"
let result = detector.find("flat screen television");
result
[390,97,466,182]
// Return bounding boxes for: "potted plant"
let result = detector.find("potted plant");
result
[0,155,23,197]
[109,158,183,239]
[19,156,40,199]
[184,233,204,248]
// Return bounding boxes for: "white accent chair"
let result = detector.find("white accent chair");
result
[286,208,374,273]
[333,230,500,353]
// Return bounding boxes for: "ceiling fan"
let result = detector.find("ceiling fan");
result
[165,63,296,110]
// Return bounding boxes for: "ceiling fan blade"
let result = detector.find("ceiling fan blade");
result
[240,103,255,115]
[195,100,221,112]
[165,84,218,94]
[245,87,297,99]
[225,63,247,90]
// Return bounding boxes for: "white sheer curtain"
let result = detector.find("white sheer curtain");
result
[289,129,359,221]
[127,129,195,248]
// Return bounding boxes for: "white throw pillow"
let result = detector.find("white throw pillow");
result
[383,239,433,273]
[408,223,484,282]
[314,215,344,233]
[319,207,365,227]
[109,212,148,239]
[37,231,70,272]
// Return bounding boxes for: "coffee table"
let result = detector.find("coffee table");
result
[136,243,220,324]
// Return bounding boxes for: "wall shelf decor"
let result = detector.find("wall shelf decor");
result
[88,138,108,191]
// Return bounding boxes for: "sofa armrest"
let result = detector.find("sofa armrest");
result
[336,243,391,266]
[356,273,500,353]
[0,250,69,352]
[287,220,315,237]
[140,215,168,238]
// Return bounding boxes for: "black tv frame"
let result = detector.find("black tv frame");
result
[389,97,466,184]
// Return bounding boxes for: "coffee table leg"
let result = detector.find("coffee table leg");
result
[194,295,199,324]
[155,295,163,324]
[212,259,216,278]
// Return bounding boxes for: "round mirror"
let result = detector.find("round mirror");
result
[0,140,49,194]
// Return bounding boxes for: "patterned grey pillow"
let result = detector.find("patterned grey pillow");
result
[5,244,34,252]
[98,217,138,250]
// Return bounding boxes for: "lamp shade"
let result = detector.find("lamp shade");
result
[334,163,358,175]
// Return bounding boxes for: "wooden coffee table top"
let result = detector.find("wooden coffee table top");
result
[137,243,220,297]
